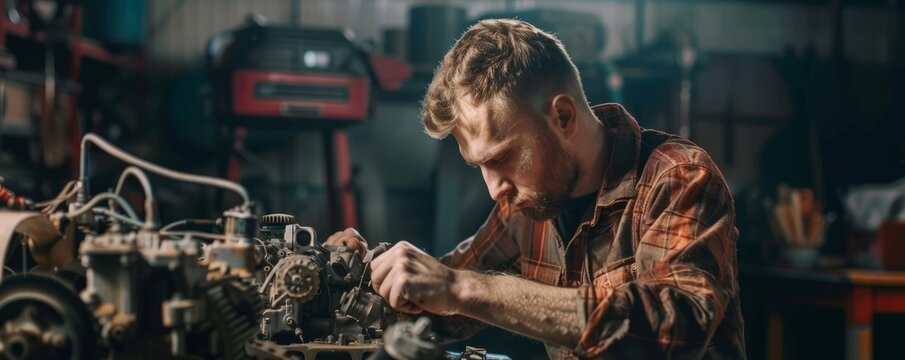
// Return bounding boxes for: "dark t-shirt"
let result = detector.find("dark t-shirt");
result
[554,192,598,244]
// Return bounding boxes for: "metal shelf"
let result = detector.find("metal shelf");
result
[0,69,82,94]
[0,16,144,72]
[0,120,34,138]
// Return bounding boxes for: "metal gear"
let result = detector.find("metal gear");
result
[0,274,97,360]
[205,277,265,360]
[261,214,295,227]
[271,255,319,303]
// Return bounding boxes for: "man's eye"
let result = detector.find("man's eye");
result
[489,153,509,166]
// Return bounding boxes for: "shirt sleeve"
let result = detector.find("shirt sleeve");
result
[577,163,740,358]
[430,201,522,342]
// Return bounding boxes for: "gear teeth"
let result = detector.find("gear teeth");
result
[261,213,295,226]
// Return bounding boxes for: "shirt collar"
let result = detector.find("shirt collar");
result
[587,103,642,227]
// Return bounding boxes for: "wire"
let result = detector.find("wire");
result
[160,219,189,232]
[91,208,144,228]
[35,180,82,214]
[258,266,278,294]
[160,219,218,233]
[34,180,75,206]
[67,192,140,222]
[113,166,157,229]
[80,133,250,205]
[159,231,227,242]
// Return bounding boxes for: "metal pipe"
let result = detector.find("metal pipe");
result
[114,166,157,229]
[80,133,250,205]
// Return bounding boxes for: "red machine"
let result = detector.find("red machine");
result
[230,70,370,121]
[209,21,375,128]
[207,20,390,230]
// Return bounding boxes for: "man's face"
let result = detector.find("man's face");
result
[453,99,581,221]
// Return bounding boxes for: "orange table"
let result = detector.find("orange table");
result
[741,264,905,360]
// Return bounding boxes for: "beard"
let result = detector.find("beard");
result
[509,139,583,221]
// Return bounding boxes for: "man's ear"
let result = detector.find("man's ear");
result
[550,94,578,138]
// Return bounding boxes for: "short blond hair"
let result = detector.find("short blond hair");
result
[421,19,586,139]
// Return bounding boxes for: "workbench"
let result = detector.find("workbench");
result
[741,263,905,360]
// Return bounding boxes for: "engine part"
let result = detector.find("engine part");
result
[0,132,507,360]
[0,210,63,272]
[0,133,263,359]
[371,317,439,360]
[253,216,397,359]
[205,277,266,360]
[269,254,320,305]
[368,317,512,360]
[339,287,393,330]
[0,274,96,360]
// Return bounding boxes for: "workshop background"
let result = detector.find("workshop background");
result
[0,0,903,359]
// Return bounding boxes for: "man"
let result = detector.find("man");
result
[327,19,745,359]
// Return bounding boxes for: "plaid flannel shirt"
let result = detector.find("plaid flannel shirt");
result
[437,104,746,359]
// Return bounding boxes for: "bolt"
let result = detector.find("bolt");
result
[42,331,67,348]
[412,317,431,335]
[294,328,304,342]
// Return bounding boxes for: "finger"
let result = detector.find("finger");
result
[377,266,399,300]
[386,276,422,314]
[369,254,394,287]
[369,244,398,271]
[344,228,365,241]
[326,236,348,248]
[340,238,366,253]
[324,231,346,245]
[370,253,395,290]
[396,301,423,314]
[387,272,406,309]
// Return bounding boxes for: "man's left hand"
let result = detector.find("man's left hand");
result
[369,241,462,315]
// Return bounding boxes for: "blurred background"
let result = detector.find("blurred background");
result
[0,0,903,359]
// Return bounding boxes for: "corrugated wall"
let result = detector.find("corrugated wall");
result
[147,0,896,71]
[149,0,293,69]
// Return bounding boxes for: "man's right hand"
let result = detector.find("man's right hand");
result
[323,228,369,254]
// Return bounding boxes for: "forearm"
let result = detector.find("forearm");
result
[451,270,583,349]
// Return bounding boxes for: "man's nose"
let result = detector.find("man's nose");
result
[481,168,513,202]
